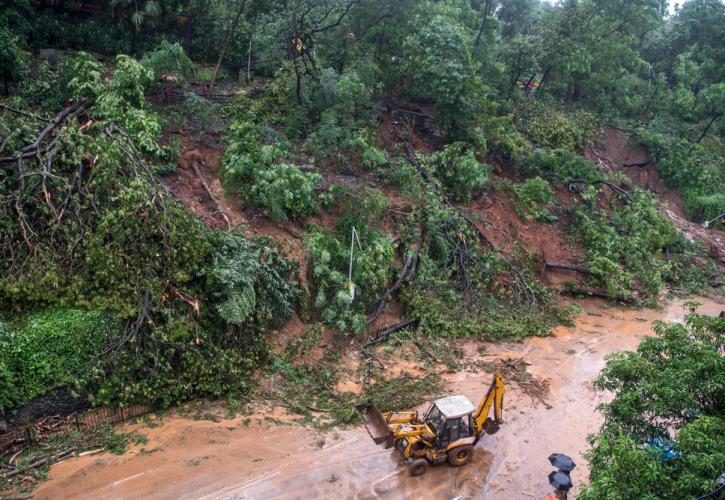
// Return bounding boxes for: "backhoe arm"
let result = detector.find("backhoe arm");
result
[473,373,505,434]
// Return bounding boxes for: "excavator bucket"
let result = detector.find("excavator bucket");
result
[355,401,394,448]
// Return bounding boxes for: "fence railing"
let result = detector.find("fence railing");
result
[1,405,150,455]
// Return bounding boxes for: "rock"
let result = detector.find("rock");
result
[479,193,494,209]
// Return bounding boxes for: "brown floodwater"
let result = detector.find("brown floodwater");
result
[32,296,724,500]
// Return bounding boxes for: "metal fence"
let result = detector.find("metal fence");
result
[0,405,150,455]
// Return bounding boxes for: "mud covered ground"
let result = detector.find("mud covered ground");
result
[32,296,723,499]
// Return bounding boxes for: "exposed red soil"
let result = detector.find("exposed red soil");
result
[470,185,585,286]
[161,133,244,230]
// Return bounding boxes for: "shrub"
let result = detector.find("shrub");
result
[205,232,299,327]
[60,52,104,103]
[0,309,118,413]
[108,55,153,108]
[403,285,555,341]
[639,131,724,223]
[16,61,63,109]
[95,55,166,158]
[303,69,380,164]
[518,100,597,152]
[182,90,224,136]
[355,130,388,170]
[0,25,26,95]
[427,142,490,202]
[252,163,321,220]
[221,120,320,219]
[523,148,601,181]
[511,177,557,222]
[574,189,680,299]
[305,223,395,334]
[479,112,531,167]
[141,40,194,82]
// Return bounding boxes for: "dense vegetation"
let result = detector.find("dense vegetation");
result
[0,0,723,494]
[581,310,724,499]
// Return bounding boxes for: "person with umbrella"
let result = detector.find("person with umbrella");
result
[544,453,576,500]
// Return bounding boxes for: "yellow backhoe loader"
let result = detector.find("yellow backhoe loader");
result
[356,373,505,476]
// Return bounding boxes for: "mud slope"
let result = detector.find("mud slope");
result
[33,297,723,500]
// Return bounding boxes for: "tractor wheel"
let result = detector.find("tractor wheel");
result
[447,445,474,467]
[409,458,429,476]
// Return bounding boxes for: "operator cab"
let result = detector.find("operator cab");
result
[425,395,475,448]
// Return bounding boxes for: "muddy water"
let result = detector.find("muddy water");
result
[33,297,723,500]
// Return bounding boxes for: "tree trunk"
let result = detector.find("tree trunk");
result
[695,113,721,144]
[184,0,194,54]
[293,56,303,105]
[246,35,253,83]
[537,66,552,93]
[474,0,491,48]
[507,69,522,100]
[210,0,246,92]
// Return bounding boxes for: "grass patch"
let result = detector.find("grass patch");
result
[265,352,443,428]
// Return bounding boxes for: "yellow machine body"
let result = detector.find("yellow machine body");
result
[356,373,505,475]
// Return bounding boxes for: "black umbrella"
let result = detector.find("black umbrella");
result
[549,470,573,491]
[548,453,576,472]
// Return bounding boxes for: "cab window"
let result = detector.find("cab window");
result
[425,404,445,435]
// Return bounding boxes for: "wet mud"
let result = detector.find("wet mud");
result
[33,297,723,499]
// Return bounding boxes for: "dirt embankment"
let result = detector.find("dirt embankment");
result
[32,297,724,500]
[586,127,725,265]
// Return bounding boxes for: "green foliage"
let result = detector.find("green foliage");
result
[60,52,105,102]
[574,189,680,299]
[639,130,724,223]
[326,186,390,225]
[581,313,725,499]
[379,158,426,199]
[181,91,224,136]
[0,24,25,95]
[404,285,556,342]
[205,232,298,327]
[518,100,597,152]
[253,164,321,220]
[305,223,395,334]
[223,67,308,137]
[0,89,300,411]
[399,197,565,341]
[92,54,166,158]
[269,348,443,427]
[141,40,194,82]
[0,309,118,413]
[303,69,382,164]
[403,14,485,133]
[15,61,63,109]
[108,55,153,108]
[426,143,490,202]
[511,176,557,223]
[523,147,601,181]
[221,120,320,219]
[478,112,532,167]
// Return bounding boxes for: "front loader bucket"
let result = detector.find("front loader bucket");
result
[355,401,394,449]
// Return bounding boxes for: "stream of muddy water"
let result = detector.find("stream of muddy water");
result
[33,296,723,499]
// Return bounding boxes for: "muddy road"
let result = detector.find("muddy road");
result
[33,297,723,499]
